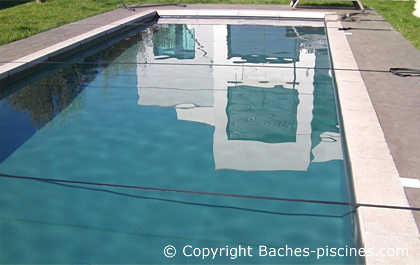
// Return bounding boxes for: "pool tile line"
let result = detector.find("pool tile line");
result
[158,17,325,27]
[325,13,420,264]
[157,8,331,18]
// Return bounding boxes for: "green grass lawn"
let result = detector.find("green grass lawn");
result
[366,0,420,49]
[0,0,419,49]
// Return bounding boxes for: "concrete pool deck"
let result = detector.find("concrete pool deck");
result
[0,4,419,265]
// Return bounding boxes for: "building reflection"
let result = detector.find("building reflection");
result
[227,25,299,64]
[226,85,299,144]
[153,24,196,60]
[137,23,342,171]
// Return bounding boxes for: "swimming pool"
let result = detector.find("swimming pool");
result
[0,19,360,264]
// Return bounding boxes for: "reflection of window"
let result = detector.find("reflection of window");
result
[226,85,299,143]
[153,24,195,60]
[227,25,299,64]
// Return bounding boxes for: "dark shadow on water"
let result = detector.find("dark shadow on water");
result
[44,180,356,220]
[0,179,355,243]
[0,22,156,164]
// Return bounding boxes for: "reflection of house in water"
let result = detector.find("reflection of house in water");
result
[227,25,299,64]
[153,24,196,60]
[226,85,299,144]
[137,23,342,171]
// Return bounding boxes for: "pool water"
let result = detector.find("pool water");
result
[0,21,359,264]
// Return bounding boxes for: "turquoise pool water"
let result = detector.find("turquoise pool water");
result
[0,21,359,264]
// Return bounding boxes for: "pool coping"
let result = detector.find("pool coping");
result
[325,13,420,264]
[1,7,419,265]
